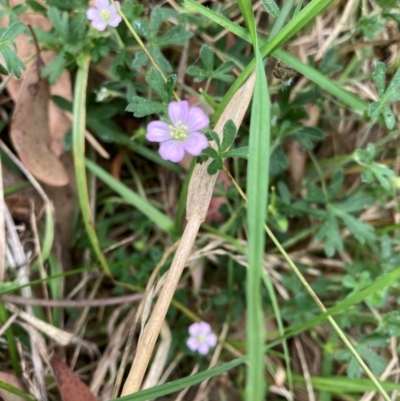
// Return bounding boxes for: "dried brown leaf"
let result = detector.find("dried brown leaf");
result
[10,56,68,187]
[51,359,98,401]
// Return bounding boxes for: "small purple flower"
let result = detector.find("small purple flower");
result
[146,101,209,163]
[86,0,122,32]
[187,322,217,355]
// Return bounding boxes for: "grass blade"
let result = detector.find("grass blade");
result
[85,159,175,234]
[73,55,111,276]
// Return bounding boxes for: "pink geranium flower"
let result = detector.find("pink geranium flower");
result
[86,0,122,31]
[187,322,217,355]
[146,101,209,163]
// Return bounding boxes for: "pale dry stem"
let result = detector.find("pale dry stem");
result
[121,71,256,395]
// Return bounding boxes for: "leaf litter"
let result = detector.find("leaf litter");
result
[10,40,68,187]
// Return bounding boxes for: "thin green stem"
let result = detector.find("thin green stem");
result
[110,0,179,101]
[110,0,163,78]
[112,27,125,49]
[265,225,391,401]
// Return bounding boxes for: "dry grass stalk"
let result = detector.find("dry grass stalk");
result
[4,205,48,400]
[0,163,5,282]
[121,71,256,395]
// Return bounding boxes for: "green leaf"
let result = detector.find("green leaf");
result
[361,168,374,184]
[377,0,397,7]
[372,62,386,97]
[1,21,25,41]
[347,355,362,379]
[41,50,66,84]
[186,66,208,82]
[147,67,169,103]
[269,145,288,176]
[334,206,375,244]
[157,24,193,47]
[327,168,344,200]
[381,311,400,336]
[384,67,400,102]
[368,100,382,119]
[337,191,374,213]
[354,143,374,164]
[149,46,172,74]
[166,74,176,99]
[187,44,234,83]
[212,61,235,82]
[199,44,214,73]
[261,0,280,18]
[369,162,395,190]
[277,180,291,205]
[0,44,25,77]
[223,146,249,159]
[149,6,164,35]
[356,14,385,40]
[381,103,395,130]
[68,11,87,43]
[26,0,47,12]
[201,147,219,158]
[305,182,326,204]
[315,212,342,257]
[206,130,221,148]
[207,158,223,175]
[291,126,324,149]
[132,50,147,68]
[357,345,387,376]
[221,119,237,152]
[47,7,69,40]
[0,62,8,75]
[126,96,167,117]
[47,0,80,10]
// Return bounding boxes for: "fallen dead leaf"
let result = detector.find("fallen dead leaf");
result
[0,1,73,157]
[10,53,68,186]
[51,359,98,401]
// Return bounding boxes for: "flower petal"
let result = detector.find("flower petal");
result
[146,121,171,142]
[108,12,122,27]
[159,140,185,162]
[187,337,199,351]
[189,322,202,336]
[206,333,217,347]
[168,101,189,124]
[91,19,108,31]
[183,133,209,156]
[197,343,210,355]
[187,106,209,132]
[95,0,109,9]
[198,322,211,334]
[86,8,100,20]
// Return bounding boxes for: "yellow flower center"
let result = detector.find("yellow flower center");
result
[170,121,188,141]
[196,334,206,343]
[100,9,111,21]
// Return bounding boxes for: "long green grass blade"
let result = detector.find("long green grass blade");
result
[0,304,20,376]
[0,380,36,401]
[236,0,271,398]
[73,55,111,276]
[85,159,175,234]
